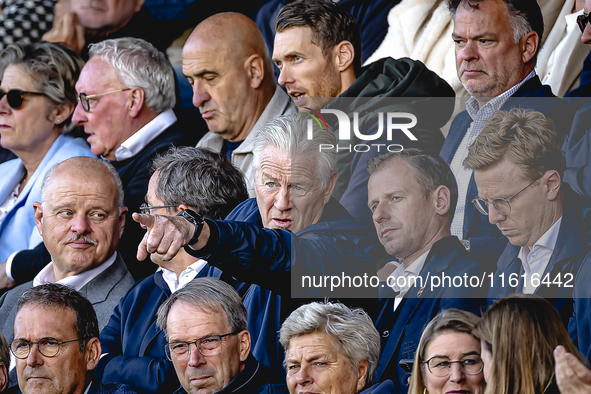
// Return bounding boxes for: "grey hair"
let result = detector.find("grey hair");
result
[151,147,248,220]
[279,301,380,386]
[0,41,84,133]
[89,37,176,114]
[156,277,248,339]
[252,113,336,189]
[40,156,124,210]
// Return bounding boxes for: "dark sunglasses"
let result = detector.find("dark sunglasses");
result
[578,12,590,33]
[0,89,47,109]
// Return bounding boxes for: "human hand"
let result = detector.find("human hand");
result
[42,1,85,54]
[133,213,209,261]
[554,345,591,394]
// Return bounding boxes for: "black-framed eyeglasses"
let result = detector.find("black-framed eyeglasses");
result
[139,203,180,215]
[0,89,48,109]
[165,330,241,361]
[10,337,90,359]
[422,355,484,377]
[472,176,542,216]
[577,12,590,33]
[77,88,131,112]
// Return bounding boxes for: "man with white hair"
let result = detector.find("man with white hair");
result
[133,113,380,298]
[4,37,198,285]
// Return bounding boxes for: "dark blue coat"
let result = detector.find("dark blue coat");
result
[96,266,247,394]
[372,236,490,393]
[569,250,591,362]
[487,189,590,328]
[440,76,573,264]
[188,197,381,298]
[172,354,288,394]
[563,101,591,199]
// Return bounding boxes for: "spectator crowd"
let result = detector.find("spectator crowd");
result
[1,0,591,394]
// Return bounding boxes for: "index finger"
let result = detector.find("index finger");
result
[132,212,156,229]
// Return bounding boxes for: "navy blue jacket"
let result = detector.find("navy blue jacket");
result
[188,197,382,298]
[172,354,288,394]
[569,250,591,362]
[372,236,489,393]
[96,265,242,394]
[487,189,590,328]
[10,121,198,282]
[440,76,573,264]
[563,101,591,199]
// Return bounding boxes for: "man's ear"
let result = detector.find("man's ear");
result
[521,31,539,64]
[33,202,44,236]
[238,330,251,362]
[85,337,102,371]
[545,170,561,201]
[245,54,265,90]
[323,171,339,204]
[356,359,369,392]
[118,207,128,238]
[334,41,355,72]
[129,87,145,118]
[0,361,7,392]
[432,185,452,216]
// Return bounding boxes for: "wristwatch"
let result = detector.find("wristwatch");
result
[176,209,204,245]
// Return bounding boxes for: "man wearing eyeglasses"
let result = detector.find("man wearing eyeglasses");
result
[440,0,573,265]
[11,283,137,394]
[2,37,198,287]
[95,147,249,394]
[463,108,591,327]
[156,277,287,394]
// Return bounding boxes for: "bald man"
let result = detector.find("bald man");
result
[184,12,296,196]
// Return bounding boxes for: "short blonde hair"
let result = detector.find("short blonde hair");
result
[463,108,564,180]
[408,309,481,394]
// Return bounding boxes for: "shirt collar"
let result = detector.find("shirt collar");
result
[33,251,118,291]
[388,249,430,292]
[520,216,562,259]
[158,259,208,294]
[114,109,177,161]
[466,70,537,119]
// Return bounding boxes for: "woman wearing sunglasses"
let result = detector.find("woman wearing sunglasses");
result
[407,309,486,394]
[0,41,93,270]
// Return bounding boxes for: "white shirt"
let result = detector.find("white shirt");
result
[388,250,430,311]
[450,71,536,239]
[114,109,177,161]
[158,259,208,294]
[32,252,118,291]
[519,217,562,294]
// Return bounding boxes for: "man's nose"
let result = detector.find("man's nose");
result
[187,343,206,368]
[277,64,293,87]
[70,214,92,234]
[191,81,211,109]
[72,101,87,125]
[274,187,292,211]
[372,202,389,224]
[459,40,478,63]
